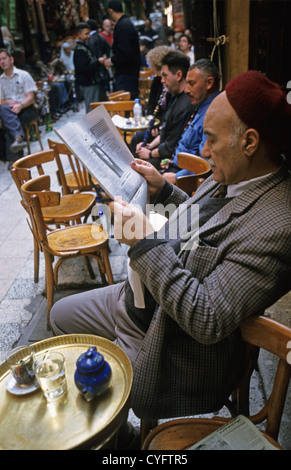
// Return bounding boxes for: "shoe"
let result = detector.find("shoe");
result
[9,135,26,153]
[7,161,15,170]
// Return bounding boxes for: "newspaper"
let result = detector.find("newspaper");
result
[188,415,279,450]
[54,105,148,211]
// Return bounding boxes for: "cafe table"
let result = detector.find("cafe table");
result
[112,115,159,143]
[0,335,132,450]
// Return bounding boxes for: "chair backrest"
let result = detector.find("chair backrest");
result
[21,175,60,250]
[177,153,212,175]
[12,149,55,184]
[89,100,135,117]
[138,77,153,108]
[107,91,131,101]
[239,315,291,441]
[176,153,212,196]
[47,139,93,195]
[139,69,153,79]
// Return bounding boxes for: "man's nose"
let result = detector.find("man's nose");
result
[201,140,210,158]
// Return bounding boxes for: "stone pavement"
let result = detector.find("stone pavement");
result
[0,103,290,449]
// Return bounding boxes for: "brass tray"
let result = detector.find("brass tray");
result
[0,335,132,450]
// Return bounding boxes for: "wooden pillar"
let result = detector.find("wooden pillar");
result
[224,0,250,85]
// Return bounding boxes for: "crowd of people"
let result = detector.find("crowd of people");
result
[0,0,198,169]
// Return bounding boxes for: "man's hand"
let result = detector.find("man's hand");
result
[131,159,165,196]
[136,145,151,160]
[109,197,154,246]
[9,102,22,114]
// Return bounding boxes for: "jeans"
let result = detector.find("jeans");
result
[0,104,36,161]
[80,84,101,113]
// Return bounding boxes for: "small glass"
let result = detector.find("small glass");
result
[34,351,67,402]
[7,345,35,386]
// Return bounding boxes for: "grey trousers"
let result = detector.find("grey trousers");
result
[50,281,145,364]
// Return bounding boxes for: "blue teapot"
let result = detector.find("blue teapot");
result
[74,346,112,402]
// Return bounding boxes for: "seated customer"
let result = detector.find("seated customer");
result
[161,59,220,184]
[0,48,37,168]
[135,50,194,169]
[50,71,291,446]
[129,45,172,155]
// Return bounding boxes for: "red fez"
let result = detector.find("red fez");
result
[225,70,291,143]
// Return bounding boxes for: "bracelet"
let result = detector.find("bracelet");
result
[149,151,152,158]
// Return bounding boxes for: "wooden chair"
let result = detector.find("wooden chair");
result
[138,77,153,109]
[139,69,153,79]
[11,151,96,283]
[89,101,135,143]
[107,91,131,101]
[21,175,114,328]
[141,315,291,449]
[176,153,212,196]
[89,100,135,117]
[47,139,99,196]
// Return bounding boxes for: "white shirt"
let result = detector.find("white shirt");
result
[0,66,37,102]
[227,173,272,198]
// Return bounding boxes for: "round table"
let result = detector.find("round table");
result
[0,335,132,450]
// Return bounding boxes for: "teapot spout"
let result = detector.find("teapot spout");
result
[82,386,95,402]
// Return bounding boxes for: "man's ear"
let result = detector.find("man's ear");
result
[242,128,259,155]
[176,69,183,82]
[206,76,215,90]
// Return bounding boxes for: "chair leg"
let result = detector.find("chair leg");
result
[33,237,39,283]
[140,419,158,448]
[24,125,31,154]
[33,121,43,150]
[84,256,96,279]
[44,251,54,330]
[102,248,114,285]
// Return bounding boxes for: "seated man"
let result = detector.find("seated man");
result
[50,71,291,446]
[0,48,37,168]
[161,59,220,184]
[135,50,194,169]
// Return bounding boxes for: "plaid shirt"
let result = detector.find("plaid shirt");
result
[129,162,291,419]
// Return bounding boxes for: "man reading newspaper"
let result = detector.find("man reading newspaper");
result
[51,71,291,449]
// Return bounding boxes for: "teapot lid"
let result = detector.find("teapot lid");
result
[76,346,105,372]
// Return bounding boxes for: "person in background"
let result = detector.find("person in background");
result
[87,19,110,101]
[60,42,74,71]
[135,50,193,169]
[129,45,172,156]
[73,22,105,113]
[139,38,152,68]
[161,59,219,183]
[139,18,158,46]
[99,18,114,48]
[157,14,171,45]
[99,0,140,99]
[178,33,195,65]
[1,26,15,54]
[167,29,176,49]
[0,48,37,169]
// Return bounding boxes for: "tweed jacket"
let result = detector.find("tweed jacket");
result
[129,162,291,419]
